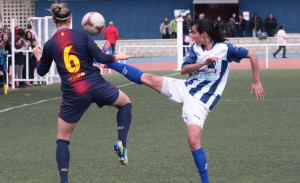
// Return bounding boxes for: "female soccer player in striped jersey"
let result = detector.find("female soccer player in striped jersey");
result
[33,3,131,183]
[105,19,265,182]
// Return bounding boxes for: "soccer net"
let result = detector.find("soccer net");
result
[28,16,57,48]
[9,17,62,89]
[29,16,61,85]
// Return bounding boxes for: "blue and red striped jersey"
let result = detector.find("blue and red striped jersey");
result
[37,28,116,95]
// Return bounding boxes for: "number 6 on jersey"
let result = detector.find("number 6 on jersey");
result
[64,46,80,73]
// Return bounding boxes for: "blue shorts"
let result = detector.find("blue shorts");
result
[58,81,119,123]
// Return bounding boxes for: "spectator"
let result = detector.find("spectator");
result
[250,13,262,37]
[17,28,29,87]
[160,17,171,39]
[14,36,26,88]
[14,25,19,36]
[214,16,225,35]
[265,14,277,37]
[170,15,178,39]
[184,13,193,34]
[1,33,12,86]
[103,21,119,55]
[231,13,238,37]
[2,25,8,32]
[225,18,235,37]
[25,31,36,45]
[0,59,3,77]
[273,25,288,58]
[25,31,37,86]
[26,24,35,39]
[17,28,26,44]
[0,57,3,93]
[237,14,247,37]
[0,38,8,86]
[197,12,207,21]
[3,28,11,44]
[183,23,190,57]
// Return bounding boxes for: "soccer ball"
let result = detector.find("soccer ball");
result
[81,12,105,36]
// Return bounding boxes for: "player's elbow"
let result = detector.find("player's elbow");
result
[36,66,47,77]
[180,69,188,75]
[37,69,46,77]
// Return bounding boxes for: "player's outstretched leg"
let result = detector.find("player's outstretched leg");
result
[106,62,165,94]
[106,62,143,84]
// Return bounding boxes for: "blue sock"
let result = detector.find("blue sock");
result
[192,147,209,183]
[106,62,143,84]
[56,139,70,183]
[117,103,132,147]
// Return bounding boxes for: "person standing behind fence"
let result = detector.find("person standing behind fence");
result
[103,21,119,55]
[160,17,171,39]
[0,60,3,77]
[237,14,246,37]
[25,31,37,86]
[231,13,238,37]
[225,18,235,37]
[250,13,262,37]
[18,28,30,87]
[14,36,25,88]
[2,32,12,86]
[0,38,8,85]
[265,14,277,37]
[184,13,193,35]
[0,57,4,93]
[170,15,178,39]
[273,25,288,58]
[26,24,36,39]
[214,16,225,35]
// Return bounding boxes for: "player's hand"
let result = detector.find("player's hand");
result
[205,57,218,65]
[33,46,42,60]
[0,71,3,76]
[115,52,130,60]
[250,82,265,100]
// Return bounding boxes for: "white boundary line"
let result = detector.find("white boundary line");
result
[0,72,181,114]
[0,97,62,113]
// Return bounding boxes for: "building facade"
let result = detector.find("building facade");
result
[1,0,299,39]
[0,0,35,29]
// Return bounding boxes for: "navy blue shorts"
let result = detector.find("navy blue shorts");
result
[58,81,119,123]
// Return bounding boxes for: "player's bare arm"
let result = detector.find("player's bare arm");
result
[247,50,265,100]
[181,57,219,75]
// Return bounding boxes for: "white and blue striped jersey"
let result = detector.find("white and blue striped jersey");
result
[182,42,249,111]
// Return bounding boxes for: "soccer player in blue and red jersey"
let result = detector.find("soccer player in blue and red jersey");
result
[104,19,265,182]
[33,3,130,183]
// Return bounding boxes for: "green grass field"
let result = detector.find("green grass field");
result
[0,69,300,183]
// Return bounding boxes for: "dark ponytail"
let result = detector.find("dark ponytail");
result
[195,19,227,43]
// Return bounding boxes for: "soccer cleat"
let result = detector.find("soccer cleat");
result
[113,140,128,166]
